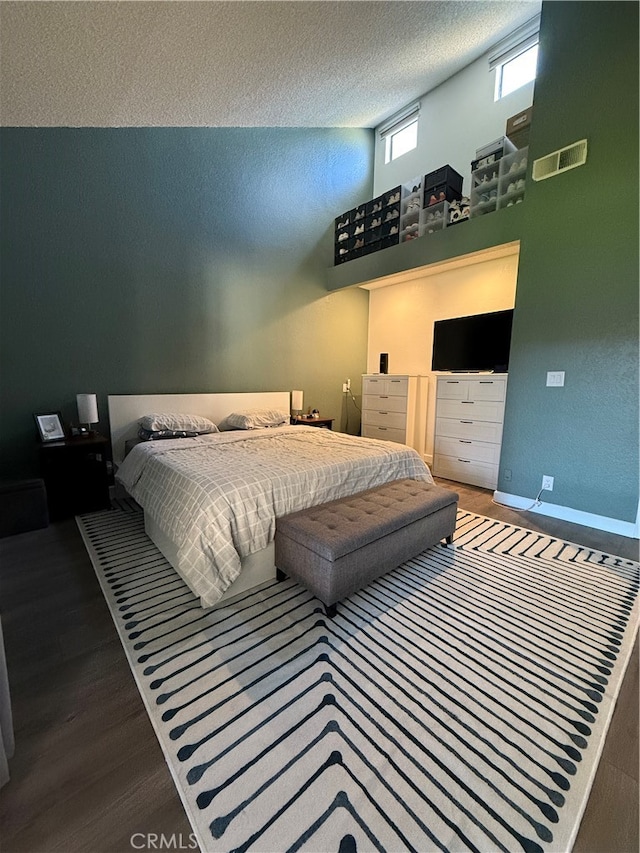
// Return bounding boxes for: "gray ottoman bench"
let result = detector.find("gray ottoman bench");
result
[275,478,458,616]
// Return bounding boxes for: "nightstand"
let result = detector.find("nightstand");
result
[291,416,334,430]
[39,433,111,520]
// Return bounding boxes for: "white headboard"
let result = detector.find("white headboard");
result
[108,391,291,466]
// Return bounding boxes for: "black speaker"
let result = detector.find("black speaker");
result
[379,353,388,374]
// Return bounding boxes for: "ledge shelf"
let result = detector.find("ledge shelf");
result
[326,201,525,292]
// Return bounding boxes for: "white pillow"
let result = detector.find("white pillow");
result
[222,408,290,430]
[139,413,218,434]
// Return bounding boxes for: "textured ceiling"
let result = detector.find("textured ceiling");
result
[0,0,541,128]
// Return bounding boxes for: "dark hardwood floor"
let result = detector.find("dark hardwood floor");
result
[0,481,637,853]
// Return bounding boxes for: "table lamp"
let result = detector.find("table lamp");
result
[291,390,303,417]
[77,393,99,435]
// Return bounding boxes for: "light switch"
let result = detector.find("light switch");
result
[546,371,565,387]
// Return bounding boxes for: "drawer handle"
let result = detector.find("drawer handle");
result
[479,381,494,384]
[461,401,474,404]
[378,427,387,431]
[379,395,389,399]
[446,380,460,384]
[457,458,471,463]
[460,420,474,424]
[378,411,388,415]
[459,440,472,444]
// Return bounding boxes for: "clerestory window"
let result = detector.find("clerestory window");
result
[379,103,420,164]
[490,14,540,100]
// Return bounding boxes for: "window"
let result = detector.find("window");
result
[489,14,540,101]
[378,102,420,164]
[495,43,538,100]
[385,119,418,163]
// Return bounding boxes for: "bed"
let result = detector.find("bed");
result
[109,392,433,608]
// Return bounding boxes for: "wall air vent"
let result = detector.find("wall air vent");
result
[532,139,588,181]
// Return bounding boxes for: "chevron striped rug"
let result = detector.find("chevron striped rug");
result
[77,505,639,853]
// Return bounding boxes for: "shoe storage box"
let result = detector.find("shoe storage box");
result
[423,164,463,210]
[497,147,529,208]
[424,165,463,196]
[424,184,462,207]
[399,177,422,243]
[470,146,528,218]
[471,136,517,172]
[380,232,400,249]
[506,106,533,150]
[334,187,401,262]
[422,200,449,233]
[334,210,352,264]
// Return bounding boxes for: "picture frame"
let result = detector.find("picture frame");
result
[34,412,66,442]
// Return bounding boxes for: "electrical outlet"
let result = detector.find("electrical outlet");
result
[342,383,349,393]
[542,475,554,491]
[504,468,512,482]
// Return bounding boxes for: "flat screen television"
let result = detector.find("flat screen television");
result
[431,309,513,372]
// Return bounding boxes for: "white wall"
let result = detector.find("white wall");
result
[366,250,519,462]
[373,52,535,197]
[367,35,533,462]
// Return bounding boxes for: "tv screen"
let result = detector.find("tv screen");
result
[431,309,514,372]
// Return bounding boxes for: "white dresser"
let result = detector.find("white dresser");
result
[432,374,507,489]
[361,374,425,453]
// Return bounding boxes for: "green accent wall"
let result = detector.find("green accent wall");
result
[0,128,373,477]
[500,0,638,524]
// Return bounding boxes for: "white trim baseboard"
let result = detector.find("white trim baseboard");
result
[493,490,640,540]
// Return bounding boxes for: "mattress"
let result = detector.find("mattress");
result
[115,425,433,607]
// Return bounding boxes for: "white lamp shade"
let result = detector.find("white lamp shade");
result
[291,390,303,411]
[77,393,99,425]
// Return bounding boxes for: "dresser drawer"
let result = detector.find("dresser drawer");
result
[435,417,503,444]
[437,377,506,402]
[472,379,506,401]
[435,435,501,465]
[437,398,505,423]
[362,409,407,431]
[363,376,409,397]
[436,378,470,400]
[432,454,498,489]
[362,424,407,444]
[363,393,407,413]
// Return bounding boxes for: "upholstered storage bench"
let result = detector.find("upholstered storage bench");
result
[275,478,458,616]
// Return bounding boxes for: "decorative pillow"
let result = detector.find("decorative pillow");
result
[220,408,290,430]
[138,427,200,441]
[138,413,218,434]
